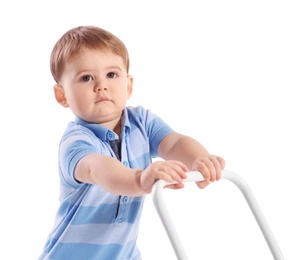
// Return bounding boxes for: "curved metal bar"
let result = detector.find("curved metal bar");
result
[152,170,285,260]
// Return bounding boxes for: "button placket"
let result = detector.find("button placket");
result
[116,196,128,223]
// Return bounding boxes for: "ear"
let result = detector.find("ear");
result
[127,75,133,99]
[54,84,69,107]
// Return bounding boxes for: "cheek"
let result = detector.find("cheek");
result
[66,90,87,106]
[114,85,129,98]
[69,88,87,98]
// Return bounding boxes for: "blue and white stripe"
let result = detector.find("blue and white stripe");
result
[39,106,174,260]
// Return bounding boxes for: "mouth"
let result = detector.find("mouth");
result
[95,96,111,103]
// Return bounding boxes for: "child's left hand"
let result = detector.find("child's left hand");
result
[191,155,225,189]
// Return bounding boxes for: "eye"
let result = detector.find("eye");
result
[106,72,118,78]
[80,75,93,82]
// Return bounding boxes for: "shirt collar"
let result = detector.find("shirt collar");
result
[74,108,131,141]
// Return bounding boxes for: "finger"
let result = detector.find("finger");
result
[198,160,215,181]
[165,183,185,190]
[216,156,226,170]
[164,161,188,180]
[157,164,186,184]
[209,157,223,181]
[202,156,224,181]
[196,179,211,189]
[168,160,189,176]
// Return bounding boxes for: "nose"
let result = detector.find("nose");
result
[94,82,107,92]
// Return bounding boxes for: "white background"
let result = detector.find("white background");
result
[1,1,306,259]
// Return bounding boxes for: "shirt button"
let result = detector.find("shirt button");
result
[107,132,114,139]
[123,196,128,203]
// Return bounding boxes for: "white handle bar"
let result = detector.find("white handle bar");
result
[152,170,285,260]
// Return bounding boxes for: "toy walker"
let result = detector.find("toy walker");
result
[152,170,285,260]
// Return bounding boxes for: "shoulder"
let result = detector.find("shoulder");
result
[126,105,160,122]
[125,105,174,137]
[126,105,147,116]
[63,121,95,138]
[60,121,102,149]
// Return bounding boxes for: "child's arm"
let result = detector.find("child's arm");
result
[74,154,188,196]
[158,132,225,188]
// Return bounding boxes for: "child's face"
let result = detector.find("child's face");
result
[54,48,133,125]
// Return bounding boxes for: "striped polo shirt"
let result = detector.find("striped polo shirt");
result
[39,106,174,260]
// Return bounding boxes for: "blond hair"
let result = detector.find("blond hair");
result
[50,26,130,83]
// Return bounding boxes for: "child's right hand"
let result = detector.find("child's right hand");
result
[139,160,188,193]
